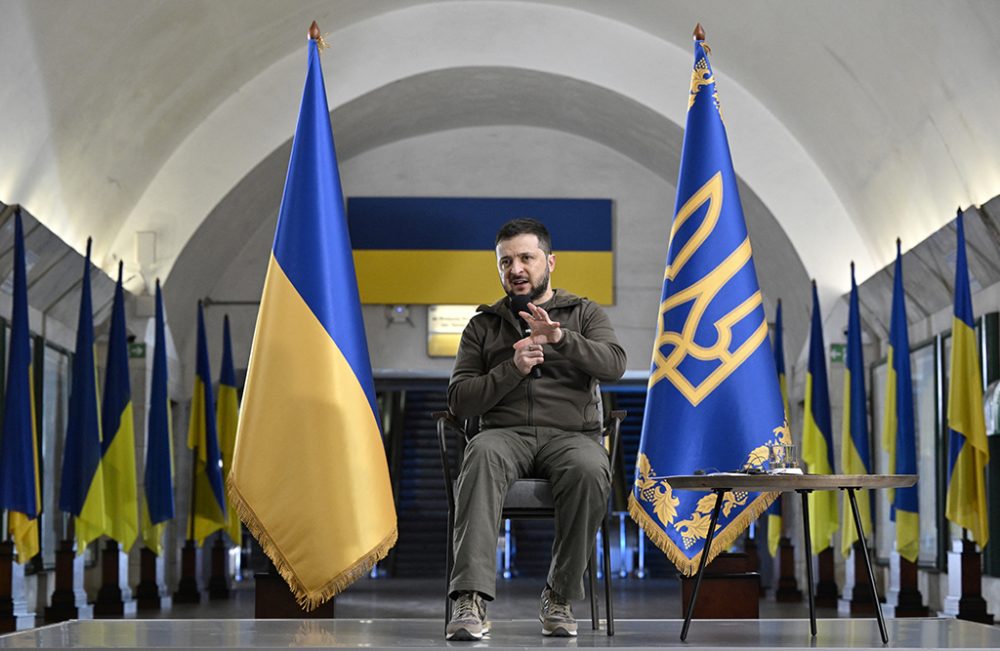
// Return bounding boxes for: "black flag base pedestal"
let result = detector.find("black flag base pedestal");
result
[173,540,201,604]
[814,548,839,608]
[254,569,336,619]
[0,541,15,633]
[774,537,802,602]
[93,540,126,617]
[209,536,230,600]
[679,552,759,619]
[743,533,765,597]
[44,540,78,622]
[940,539,995,625]
[135,547,165,611]
[885,553,928,617]
[838,542,878,616]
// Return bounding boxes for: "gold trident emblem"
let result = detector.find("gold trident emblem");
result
[649,171,768,405]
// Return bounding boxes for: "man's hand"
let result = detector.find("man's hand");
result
[517,303,563,345]
[512,337,545,376]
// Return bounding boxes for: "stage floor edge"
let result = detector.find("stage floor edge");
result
[0,617,998,649]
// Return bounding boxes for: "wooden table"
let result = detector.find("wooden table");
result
[664,473,917,644]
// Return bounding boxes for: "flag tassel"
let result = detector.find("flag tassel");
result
[226,475,397,611]
[628,491,776,577]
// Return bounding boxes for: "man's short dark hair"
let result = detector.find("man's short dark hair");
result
[495,218,552,254]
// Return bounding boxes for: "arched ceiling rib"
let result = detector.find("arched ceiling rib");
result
[165,67,812,359]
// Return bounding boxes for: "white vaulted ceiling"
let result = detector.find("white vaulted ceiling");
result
[1,0,999,366]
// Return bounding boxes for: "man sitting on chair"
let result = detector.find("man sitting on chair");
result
[446,218,626,640]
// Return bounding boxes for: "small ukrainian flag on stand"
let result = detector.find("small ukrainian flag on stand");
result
[58,239,108,554]
[840,264,872,557]
[945,210,989,547]
[882,240,919,562]
[767,300,790,558]
[801,282,838,552]
[0,210,41,564]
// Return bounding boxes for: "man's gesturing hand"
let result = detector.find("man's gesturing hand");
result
[517,303,563,345]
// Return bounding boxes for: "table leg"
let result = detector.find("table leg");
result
[846,488,888,645]
[680,489,726,642]
[797,490,816,636]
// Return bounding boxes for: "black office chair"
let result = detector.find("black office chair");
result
[435,409,625,636]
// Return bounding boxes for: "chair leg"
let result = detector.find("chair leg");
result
[601,516,614,636]
[588,547,599,630]
[445,512,454,630]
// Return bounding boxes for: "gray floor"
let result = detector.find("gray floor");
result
[3,577,999,649]
[137,576,837,621]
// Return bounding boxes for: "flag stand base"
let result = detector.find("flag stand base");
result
[774,537,802,602]
[0,541,15,634]
[44,540,78,622]
[135,547,163,611]
[93,540,124,616]
[941,539,994,625]
[743,534,765,597]
[209,536,230,600]
[255,569,336,619]
[814,548,839,607]
[679,552,759,619]
[839,542,877,615]
[173,540,201,604]
[886,554,928,617]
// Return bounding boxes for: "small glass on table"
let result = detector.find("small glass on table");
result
[769,443,803,474]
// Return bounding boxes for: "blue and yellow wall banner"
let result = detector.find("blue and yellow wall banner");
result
[347,197,613,305]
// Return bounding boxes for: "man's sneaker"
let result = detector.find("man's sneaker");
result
[446,592,489,641]
[539,586,577,637]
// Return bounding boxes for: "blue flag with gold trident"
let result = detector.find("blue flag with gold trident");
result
[629,34,786,575]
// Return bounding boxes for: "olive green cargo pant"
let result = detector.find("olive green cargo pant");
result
[448,426,611,601]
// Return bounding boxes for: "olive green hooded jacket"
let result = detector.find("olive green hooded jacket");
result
[448,289,626,434]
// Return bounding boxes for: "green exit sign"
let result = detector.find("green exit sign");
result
[829,343,845,364]
[128,343,146,359]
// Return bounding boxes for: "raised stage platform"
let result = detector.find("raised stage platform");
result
[0,617,998,649]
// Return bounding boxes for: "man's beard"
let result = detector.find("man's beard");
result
[508,268,550,303]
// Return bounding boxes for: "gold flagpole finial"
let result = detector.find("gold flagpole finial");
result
[308,21,329,51]
[693,23,705,40]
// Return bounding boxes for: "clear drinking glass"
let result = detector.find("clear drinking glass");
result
[769,443,799,473]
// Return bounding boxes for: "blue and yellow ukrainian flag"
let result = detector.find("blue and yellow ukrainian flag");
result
[628,34,785,575]
[100,261,139,550]
[142,280,174,555]
[347,197,613,305]
[945,211,990,546]
[882,240,919,562]
[840,263,872,556]
[801,282,839,552]
[766,299,790,557]
[217,315,242,545]
[229,31,397,609]
[59,238,107,553]
[0,210,41,563]
[187,302,227,546]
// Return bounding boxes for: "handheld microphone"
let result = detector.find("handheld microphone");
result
[510,294,542,379]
